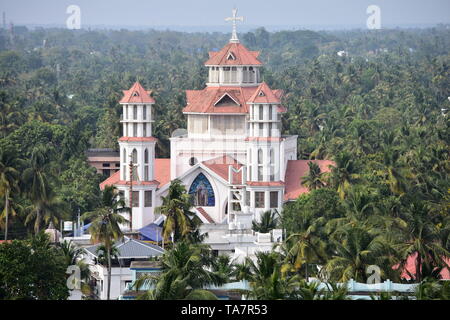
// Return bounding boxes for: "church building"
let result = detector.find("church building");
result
[100,9,333,258]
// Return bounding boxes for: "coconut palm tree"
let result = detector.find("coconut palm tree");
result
[0,149,20,240]
[82,185,129,300]
[155,179,195,243]
[395,200,450,282]
[252,210,279,234]
[136,241,225,300]
[325,225,391,282]
[327,151,360,199]
[22,146,51,233]
[25,188,68,234]
[301,161,325,191]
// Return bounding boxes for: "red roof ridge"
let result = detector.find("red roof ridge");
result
[99,158,171,190]
[196,207,215,223]
[119,81,155,104]
[205,42,262,66]
[247,82,282,104]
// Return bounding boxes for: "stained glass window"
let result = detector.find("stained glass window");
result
[188,173,215,207]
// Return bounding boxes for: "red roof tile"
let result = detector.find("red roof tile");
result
[284,160,335,201]
[202,155,243,184]
[184,86,257,114]
[118,137,158,142]
[184,84,286,115]
[119,82,155,104]
[100,170,120,190]
[196,207,215,223]
[99,158,171,190]
[247,82,283,104]
[247,181,285,187]
[205,42,262,66]
[394,252,450,280]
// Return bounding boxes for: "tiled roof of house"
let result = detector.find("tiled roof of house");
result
[284,160,335,201]
[99,158,171,190]
[119,81,155,104]
[85,237,164,259]
[394,252,450,280]
[205,42,262,66]
[202,155,243,184]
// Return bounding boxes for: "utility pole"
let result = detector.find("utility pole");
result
[128,155,134,231]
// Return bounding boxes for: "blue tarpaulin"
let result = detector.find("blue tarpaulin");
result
[139,223,163,242]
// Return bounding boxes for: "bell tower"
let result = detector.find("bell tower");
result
[117,81,158,230]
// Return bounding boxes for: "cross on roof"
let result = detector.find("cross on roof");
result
[225,8,244,43]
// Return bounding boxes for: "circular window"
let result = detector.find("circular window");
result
[189,157,198,166]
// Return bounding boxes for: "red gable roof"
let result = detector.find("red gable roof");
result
[99,158,171,190]
[184,83,286,115]
[196,207,215,223]
[119,82,155,104]
[205,42,262,66]
[284,160,335,201]
[247,82,283,104]
[202,155,243,184]
[118,137,158,142]
[184,86,258,114]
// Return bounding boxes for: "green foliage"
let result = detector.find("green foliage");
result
[252,210,279,234]
[0,233,69,300]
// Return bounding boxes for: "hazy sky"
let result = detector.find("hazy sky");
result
[1,0,449,29]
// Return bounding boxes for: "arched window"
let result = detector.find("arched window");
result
[258,149,263,165]
[123,149,127,163]
[144,149,149,163]
[132,149,138,164]
[188,173,215,206]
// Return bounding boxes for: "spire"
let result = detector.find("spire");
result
[225,8,244,43]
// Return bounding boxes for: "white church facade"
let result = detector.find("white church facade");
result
[100,10,333,259]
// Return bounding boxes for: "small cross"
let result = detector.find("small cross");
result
[225,8,244,43]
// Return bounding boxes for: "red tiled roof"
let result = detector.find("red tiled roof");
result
[205,42,262,66]
[118,137,158,142]
[119,82,155,104]
[100,170,120,190]
[284,160,335,201]
[184,86,257,114]
[247,181,285,187]
[99,158,171,190]
[394,252,450,280]
[184,84,286,115]
[202,155,243,184]
[154,158,171,187]
[247,82,283,104]
[196,207,215,223]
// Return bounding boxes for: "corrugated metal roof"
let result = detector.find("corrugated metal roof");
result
[84,237,164,259]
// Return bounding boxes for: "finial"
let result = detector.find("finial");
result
[225,8,244,43]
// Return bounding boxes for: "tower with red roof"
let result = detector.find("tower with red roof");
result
[116,81,158,230]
